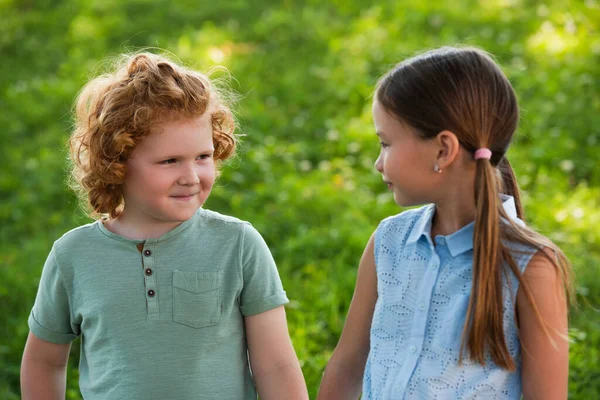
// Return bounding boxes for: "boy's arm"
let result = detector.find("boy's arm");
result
[244,306,308,400]
[21,332,72,400]
[518,250,569,400]
[317,232,377,400]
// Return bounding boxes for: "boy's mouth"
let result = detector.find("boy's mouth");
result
[171,192,198,200]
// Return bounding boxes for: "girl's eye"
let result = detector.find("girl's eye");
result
[197,154,212,160]
[379,141,389,149]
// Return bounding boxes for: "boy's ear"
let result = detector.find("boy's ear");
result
[434,130,460,169]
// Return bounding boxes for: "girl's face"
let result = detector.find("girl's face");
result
[372,99,438,207]
[121,114,216,234]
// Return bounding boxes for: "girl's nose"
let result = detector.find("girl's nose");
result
[374,154,383,173]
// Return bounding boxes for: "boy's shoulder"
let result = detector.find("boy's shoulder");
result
[194,209,268,248]
[53,221,103,248]
[197,208,250,227]
[48,221,105,266]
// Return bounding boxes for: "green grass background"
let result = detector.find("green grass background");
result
[1,0,598,398]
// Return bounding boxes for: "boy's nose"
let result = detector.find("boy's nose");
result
[178,165,200,186]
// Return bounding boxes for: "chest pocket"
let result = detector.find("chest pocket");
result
[172,270,221,328]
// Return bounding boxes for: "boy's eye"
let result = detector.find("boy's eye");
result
[197,154,212,160]
[160,158,177,164]
[379,141,389,148]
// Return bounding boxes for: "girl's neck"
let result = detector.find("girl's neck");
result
[431,200,477,238]
[430,166,477,238]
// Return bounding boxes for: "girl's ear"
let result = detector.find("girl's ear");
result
[434,130,461,170]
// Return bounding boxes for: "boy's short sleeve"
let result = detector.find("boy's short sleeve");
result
[28,246,79,344]
[239,224,288,316]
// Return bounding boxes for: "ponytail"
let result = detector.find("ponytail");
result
[499,157,524,219]
[461,156,517,370]
[461,153,573,371]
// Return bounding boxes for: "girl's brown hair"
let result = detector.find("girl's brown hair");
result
[69,52,237,219]
[376,46,573,370]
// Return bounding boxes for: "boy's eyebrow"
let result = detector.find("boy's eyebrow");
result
[159,148,215,158]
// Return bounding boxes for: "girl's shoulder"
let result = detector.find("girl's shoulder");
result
[378,204,434,234]
[382,204,432,222]
[375,204,435,253]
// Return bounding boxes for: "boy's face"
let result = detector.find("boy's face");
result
[121,114,215,235]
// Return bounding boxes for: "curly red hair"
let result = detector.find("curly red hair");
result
[69,52,237,218]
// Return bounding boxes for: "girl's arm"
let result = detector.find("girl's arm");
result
[317,232,378,400]
[518,250,569,400]
[21,332,72,400]
[244,306,308,400]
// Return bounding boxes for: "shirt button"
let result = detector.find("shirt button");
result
[409,345,417,353]
[147,289,155,297]
[438,237,446,245]
[143,249,152,257]
[396,385,403,392]
[419,303,425,311]
[145,268,153,276]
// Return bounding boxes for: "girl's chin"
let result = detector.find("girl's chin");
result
[392,193,422,208]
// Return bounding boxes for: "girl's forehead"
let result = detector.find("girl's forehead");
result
[372,99,396,122]
[373,101,411,131]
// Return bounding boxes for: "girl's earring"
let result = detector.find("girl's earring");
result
[434,164,442,173]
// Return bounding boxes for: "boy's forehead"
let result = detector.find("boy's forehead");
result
[136,115,214,153]
[150,113,211,134]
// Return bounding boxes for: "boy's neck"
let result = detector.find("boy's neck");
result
[103,215,183,241]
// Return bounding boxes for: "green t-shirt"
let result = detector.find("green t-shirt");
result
[28,208,289,399]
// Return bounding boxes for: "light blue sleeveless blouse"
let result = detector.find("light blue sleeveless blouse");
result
[363,195,537,399]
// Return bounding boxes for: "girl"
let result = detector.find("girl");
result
[21,52,308,400]
[317,46,572,399]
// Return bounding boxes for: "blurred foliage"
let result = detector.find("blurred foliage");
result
[1,0,599,398]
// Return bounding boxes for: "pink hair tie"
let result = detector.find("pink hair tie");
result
[474,148,492,160]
